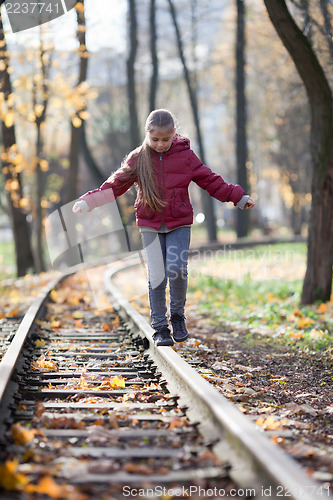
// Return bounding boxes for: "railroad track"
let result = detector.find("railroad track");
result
[0,261,329,500]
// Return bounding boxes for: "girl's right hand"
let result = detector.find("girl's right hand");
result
[244,196,256,209]
[72,200,89,214]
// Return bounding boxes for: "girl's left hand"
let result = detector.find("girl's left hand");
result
[244,196,256,209]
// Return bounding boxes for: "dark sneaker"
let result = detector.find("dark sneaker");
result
[171,314,189,342]
[153,326,174,346]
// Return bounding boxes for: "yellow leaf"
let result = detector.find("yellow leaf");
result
[256,416,287,430]
[75,2,85,12]
[41,198,49,208]
[110,375,126,389]
[39,159,49,172]
[11,423,37,445]
[19,197,30,209]
[79,110,89,120]
[297,317,314,329]
[35,339,46,347]
[49,289,59,302]
[50,320,61,329]
[73,310,84,319]
[288,331,304,339]
[169,418,186,430]
[34,104,44,117]
[31,354,59,372]
[97,375,126,390]
[6,307,20,318]
[0,460,29,490]
[49,192,60,203]
[72,116,82,128]
[317,303,328,313]
[111,317,120,327]
[24,476,74,498]
[4,111,14,128]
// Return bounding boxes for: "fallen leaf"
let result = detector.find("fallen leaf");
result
[289,442,315,458]
[30,354,59,372]
[11,423,41,445]
[24,476,81,498]
[72,310,84,319]
[317,303,328,313]
[0,460,29,490]
[35,339,46,347]
[256,416,287,430]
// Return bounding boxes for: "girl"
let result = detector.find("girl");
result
[73,109,255,346]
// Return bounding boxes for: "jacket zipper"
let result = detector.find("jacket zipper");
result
[159,154,165,224]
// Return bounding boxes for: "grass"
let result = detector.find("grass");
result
[0,240,16,280]
[187,243,333,351]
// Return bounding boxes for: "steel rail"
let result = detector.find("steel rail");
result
[0,254,130,413]
[105,260,325,500]
[0,261,91,429]
[0,273,64,404]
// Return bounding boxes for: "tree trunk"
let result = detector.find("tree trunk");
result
[264,0,333,304]
[319,0,333,65]
[34,124,45,273]
[149,0,158,112]
[168,0,217,242]
[235,0,249,238]
[32,34,50,273]
[0,12,34,276]
[127,0,140,148]
[80,121,105,184]
[66,0,88,203]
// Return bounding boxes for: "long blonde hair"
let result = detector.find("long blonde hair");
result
[110,109,175,211]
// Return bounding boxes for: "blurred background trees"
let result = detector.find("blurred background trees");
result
[0,0,331,302]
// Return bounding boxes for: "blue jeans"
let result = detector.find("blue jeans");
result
[140,227,191,329]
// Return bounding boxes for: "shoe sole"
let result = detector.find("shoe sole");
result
[155,339,174,346]
[172,334,189,343]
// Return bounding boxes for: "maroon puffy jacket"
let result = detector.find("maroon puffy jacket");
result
[79,136,245,230]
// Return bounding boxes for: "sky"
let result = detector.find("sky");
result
[2,0,127,52]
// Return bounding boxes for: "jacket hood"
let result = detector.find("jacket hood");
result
[167,135,190,154]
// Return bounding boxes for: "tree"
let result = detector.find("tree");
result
[66,0,88,203]
[235,0,249,238]
[264,0,333,304]
[149,0,158,112]
[32,32,51,272]
[167,0,217,242]
[0,10,34,275]
[127,0,140,149]
[272,97,312,235]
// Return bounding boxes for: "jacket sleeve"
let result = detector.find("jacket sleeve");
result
[190,151,244,206]
[79,167,137,212]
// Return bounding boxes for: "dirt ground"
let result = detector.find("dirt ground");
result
[175,307,333,491]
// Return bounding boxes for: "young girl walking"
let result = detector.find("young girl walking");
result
[73,109,255,346]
